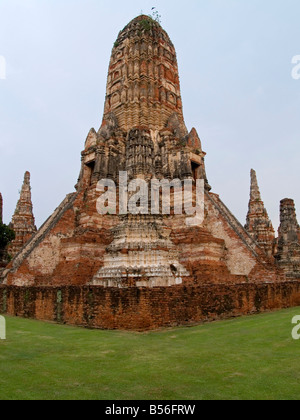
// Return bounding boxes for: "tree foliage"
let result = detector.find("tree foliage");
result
[0,222,15,250]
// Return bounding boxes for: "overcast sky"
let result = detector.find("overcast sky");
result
[0,0,299,232]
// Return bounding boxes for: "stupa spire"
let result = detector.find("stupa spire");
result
[274,199,300,277]
[250,168,262,201]
[8,171,37,257]
[245,169,275,256]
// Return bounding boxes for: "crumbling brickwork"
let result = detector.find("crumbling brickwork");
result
[275,199,300,277]
[0,15,299,330]
[7,172,37,258]
[1,282,300,330]
[245,169,275,256]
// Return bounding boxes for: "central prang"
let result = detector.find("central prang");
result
[103,15,185,132]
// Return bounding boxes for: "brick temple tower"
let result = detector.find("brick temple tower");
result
[275,199,300,277]
[1,15,300,330]
[245,169,275,256]
[0,15,288,291]
[7,172,37,257]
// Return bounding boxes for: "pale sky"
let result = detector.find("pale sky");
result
[0,0,299,232]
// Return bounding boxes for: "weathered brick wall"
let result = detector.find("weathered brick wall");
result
[1,282,300,330]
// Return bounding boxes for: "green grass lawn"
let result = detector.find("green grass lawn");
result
[0,308,300,400]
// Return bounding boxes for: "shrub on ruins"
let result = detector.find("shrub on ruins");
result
[0,222,15,250]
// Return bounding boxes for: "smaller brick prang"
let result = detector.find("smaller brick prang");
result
[8,172,37,258]
[275,198,300,278]
[245,169,275,256]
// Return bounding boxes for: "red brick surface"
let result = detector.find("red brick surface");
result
[1,282,300,331]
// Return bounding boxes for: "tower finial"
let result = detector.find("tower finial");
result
[250,169,262,202]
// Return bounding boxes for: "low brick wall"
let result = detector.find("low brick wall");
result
[1,282,300,330]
